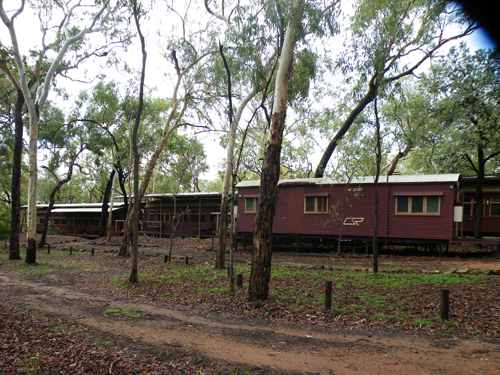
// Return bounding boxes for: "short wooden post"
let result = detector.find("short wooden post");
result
[236,274,243,287]
[441,289,449,321]
[47,244,50,254]
[185,256,189,265]
[164,255,169,263]
[325,281,332,309]
[69,246,73,255]
[91,248,94,256]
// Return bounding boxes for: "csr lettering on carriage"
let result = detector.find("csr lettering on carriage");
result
[343,218,364,226]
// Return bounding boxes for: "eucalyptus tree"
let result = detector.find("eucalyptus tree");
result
[0,77,18,240]
[0,60,28,258]
[118,0,217,256]
[409,46,500,238]
[248,0,339,302]
[314,0,477,178]
[204,0,280,270]
[0,0,129,263]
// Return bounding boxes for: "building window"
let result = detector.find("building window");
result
[245,198,258,213]
[304,196,328,214]
[463,200,487,216]
[149,210,156,221]
[491,199,500,216]
[396,196,441,215]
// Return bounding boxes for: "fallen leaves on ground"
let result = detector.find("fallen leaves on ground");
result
[0,304,213,375]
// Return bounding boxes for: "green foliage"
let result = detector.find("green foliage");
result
[0,203,10,239]
[403,46,500,175]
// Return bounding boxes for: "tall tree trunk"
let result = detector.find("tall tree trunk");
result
[99,169,116,237]
[25,111,40,264]
[215,44,234,270]
[106,167,117,243]
[129,0,147,283]
[9,89,25,260]
[248,2,303,302]
[372,97,382,273]
[473,145,485,239]
[118,50,191,256]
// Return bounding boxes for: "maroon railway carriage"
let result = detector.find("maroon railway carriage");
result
[236,174,464,252]
[34,202,128,237]
[462,175,500,237]
[127,192,223,238]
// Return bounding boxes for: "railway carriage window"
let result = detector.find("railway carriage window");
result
[463,202,472,216]
[397,196,409,213]
[163,212,170,223]
[91,219,99,226]
[304,196,329,214]
[245,198,258,213]
[396,196,441,215]
[491,199,500,216]
[427,196,440,213]
[411,196,424,213]
[191,210,199,223]
[149,210,156,221]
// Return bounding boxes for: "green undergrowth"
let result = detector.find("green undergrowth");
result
[108,262,496,336]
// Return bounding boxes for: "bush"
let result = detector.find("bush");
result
[0,203,10,239]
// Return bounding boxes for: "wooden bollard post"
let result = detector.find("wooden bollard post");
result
[236,274,243,287]
[185,256,189,265]
[69,246,73,255]
[325,281,332,309]
[47,244,50,254]
[91,248,94,256]
[441,289,449,321]
[164,255,169,263]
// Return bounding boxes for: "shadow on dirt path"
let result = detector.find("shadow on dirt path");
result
[1,273,499,375]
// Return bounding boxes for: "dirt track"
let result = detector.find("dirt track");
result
[1,270,499,374]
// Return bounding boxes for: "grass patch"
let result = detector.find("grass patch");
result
[103,308,146,318]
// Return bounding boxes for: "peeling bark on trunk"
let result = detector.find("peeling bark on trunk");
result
[248,1,303,302]
[25,111,39,264]
[9,89,24,260]
[248,111,287,301]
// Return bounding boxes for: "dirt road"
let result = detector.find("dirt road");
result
[1,271,499,375]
